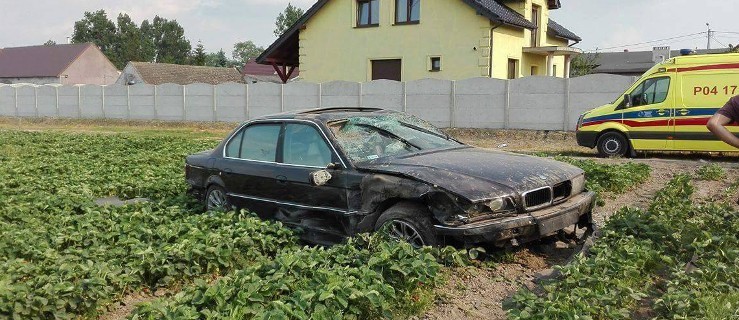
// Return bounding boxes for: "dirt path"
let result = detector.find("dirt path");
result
[421,158,737,320]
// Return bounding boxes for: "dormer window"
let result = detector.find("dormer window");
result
[396,0,420,24]
[357,0,379,27]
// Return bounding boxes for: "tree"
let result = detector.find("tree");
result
[112,13,150,68]
[191,41,207,66]
[43,40,56,46]
[141,16,192,64]
[232,40,265,66]
[209,49,230,67]
[71,10,117,59]
[569,52,600,77]
[274,3,304,37]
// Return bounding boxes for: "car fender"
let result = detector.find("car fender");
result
[205,175,226,190]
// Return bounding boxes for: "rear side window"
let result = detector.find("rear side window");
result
[225,124,281,161]
[629,77,671,107]
[282,123,333,167]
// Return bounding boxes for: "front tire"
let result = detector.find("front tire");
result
[596,132,629,158]
[205,185,231,211]
[375,202,438,247]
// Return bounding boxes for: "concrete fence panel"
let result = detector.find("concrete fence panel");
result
[568,74,635,130]
[406,78,453,128]
[361,80,403,111]
[57,86,81,118]
[81,86,104,119]
[454,77,507,128]
[321,81,361,107]
[184,83,215,121]
[0,86,15,116]
[248,82,282,118]
[509,76,567,130]
[156,83,185,121]
[216,83,247,122]
[128,84,156,120]
[36,86,58,117]
[15,86,37,117]
[284,82,320,111]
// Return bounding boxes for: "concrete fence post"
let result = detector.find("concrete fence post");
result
[402,82,407,113]
[244,84,249,121]
[101,85,106,119]
[14,87,18,118]
[280,85,285,112]
[450,80,456,128]
[318,83,323,108]
[153,85,158,120]
[563,78,571,131]
[34,87,39,118]
[55,86,60,117]
[77,86,82,119]
[182,85,187,121]
[126,86,131,120]
[358,82,363,107]
[212,85,217,122]
[504,80,511,129]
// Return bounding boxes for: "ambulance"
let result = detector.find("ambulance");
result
[576,52,739,157]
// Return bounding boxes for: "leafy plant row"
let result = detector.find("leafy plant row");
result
[554,156,651,205]
[507,174,739,319]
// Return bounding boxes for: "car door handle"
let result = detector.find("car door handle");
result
[275,175,288,184]
[220,168,233,176]
[677,108,690,116]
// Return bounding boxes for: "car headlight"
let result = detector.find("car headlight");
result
[571,174,585,195]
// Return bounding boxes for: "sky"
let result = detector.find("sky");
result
[1,0,738,56]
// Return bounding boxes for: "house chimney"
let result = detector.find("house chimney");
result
[66,36,71,44]
[652,46,671,63]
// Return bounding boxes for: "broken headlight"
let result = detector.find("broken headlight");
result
[445,197,516,225]
[571,174,585,195]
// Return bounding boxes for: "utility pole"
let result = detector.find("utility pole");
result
[706,23,711,50]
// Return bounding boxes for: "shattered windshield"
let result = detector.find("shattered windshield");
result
[328,113,463,163]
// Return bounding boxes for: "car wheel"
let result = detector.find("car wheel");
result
[596,132,629,157]
[375,202,438,248]
[205,185,231,211]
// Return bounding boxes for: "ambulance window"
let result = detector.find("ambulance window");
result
[630,77,670,107]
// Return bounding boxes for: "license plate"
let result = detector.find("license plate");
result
[536,208,579,236]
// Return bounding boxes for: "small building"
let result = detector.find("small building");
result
[257,0,581,83]
[116,62,244,85]
[589,47,729,77]
[0,43,119,85]
[241,59,300,83]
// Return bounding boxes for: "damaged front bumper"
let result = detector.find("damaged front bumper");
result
[434,191,596,246]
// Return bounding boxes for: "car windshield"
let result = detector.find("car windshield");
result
[328,113,463,163]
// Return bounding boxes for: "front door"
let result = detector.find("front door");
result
[372,59,402,81]
[620,75,674,151]
[273,122,350,244]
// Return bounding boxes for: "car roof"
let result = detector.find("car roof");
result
[255,107,401,123]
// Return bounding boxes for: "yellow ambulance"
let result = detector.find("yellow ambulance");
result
[576,53,739,157]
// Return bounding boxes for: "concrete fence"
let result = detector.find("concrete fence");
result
[0,74,636,131]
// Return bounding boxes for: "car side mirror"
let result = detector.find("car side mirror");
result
[310,170,333,186]
[623,94,632,108]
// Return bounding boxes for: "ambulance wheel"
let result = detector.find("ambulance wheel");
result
[596,132,629,157]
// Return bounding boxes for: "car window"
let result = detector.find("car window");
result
[229,124,281,161]
[224,130,244,158]
[629,77,670,107]
[282,123,333,167]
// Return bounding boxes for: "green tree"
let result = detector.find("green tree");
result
[191,41,207,66]
[570,52,600,77]
[43,40,56,46]
[141,16,192,64]
[71,10,116,59]
[274,3,304,37]
[232,40,265,66]
[112,13,150,68]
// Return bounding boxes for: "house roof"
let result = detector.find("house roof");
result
[258,0,578,67]
[242,59,299,77]
[0,43,93,78]
[548,19,581,42]
[127,62,244,85]
[591,48,728,74]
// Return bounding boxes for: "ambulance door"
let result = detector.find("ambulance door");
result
[674,72,739,151]
[620,76,673,151]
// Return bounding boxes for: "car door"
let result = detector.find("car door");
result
[620,75,674,151]
[272,121,351,243]
[217,122,283,219]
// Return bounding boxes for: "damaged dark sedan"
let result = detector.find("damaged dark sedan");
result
[186,108,596,247]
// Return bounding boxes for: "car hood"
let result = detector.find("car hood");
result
[357,147,583,202]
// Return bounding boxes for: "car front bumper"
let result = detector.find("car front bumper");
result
[576,130,598,148]
[434,191,596,246]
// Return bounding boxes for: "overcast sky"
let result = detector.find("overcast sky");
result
[1,0,738,56]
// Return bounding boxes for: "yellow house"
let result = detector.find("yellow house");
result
[257,0,581,83]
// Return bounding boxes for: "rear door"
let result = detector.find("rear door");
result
[673,71,739,151]
[620,75,674,151]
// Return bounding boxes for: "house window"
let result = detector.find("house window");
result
[530,4,541,47]
[372,59,402,81]
[430,57,441,71]
[396,0,420,24]
[357,0,379,27]
[507,59,519,79]
[530,66,538,76]
[553,65,558,77]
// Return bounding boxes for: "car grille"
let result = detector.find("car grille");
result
[523,181,572,211]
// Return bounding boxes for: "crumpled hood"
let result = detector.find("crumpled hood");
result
[357,147,583,202]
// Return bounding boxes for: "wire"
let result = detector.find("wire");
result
[714,31,739,35]
[595,35,709,52]
[587,32,707,51]
[711,36,727,48]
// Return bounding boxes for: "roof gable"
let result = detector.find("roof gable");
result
[548,19,581,42]
[128,62,244,85]
[0,43,93,78]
